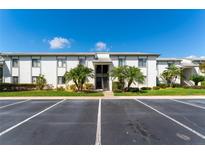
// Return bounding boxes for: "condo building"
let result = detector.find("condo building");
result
[0,52,204,91]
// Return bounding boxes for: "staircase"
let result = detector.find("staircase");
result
[183,80,195,86]
[103,91,114,97]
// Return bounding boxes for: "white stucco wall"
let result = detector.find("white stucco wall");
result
[3,57,11,83]
[19,56,31,83]
[41,56,57,88]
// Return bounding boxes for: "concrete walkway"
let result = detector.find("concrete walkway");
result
[1,95,205,100]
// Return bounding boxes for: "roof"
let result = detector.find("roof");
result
[157,58,182,61]
[0,51,160,57]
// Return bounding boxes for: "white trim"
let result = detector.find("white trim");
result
[95,98,102,145]
[0,99,30,109]
[170,99,205,110]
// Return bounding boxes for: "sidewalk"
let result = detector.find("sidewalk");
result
[1,95,205,100]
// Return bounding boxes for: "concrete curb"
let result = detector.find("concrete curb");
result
[1,96,205,100]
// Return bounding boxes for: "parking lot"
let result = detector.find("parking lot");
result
[0,98,205,145]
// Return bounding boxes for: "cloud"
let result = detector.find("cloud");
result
[48,37,71,49]
[186,55,205,59]
[94,41,110,51]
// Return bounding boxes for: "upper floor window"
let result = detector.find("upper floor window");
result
[118,58,126,67]
[57,59,66,68]
[32,59,40,67]
[79,56,86,65]
[12,59,19,67]
[12,76,19,84]
[167,62,174,68]
[138,57,147,68]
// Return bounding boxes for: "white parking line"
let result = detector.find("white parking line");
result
[135,99,205,139]
[95,98,101,145]
[0,99,30,109]
[0,99,66,137]
[170,99,205,110]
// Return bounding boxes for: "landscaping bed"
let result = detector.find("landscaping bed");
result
[0,90,104,97]
[114,88,205,96]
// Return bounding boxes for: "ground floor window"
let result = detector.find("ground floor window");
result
[12,76,19,84]
[32,76,37,83]
[57,76,65,84]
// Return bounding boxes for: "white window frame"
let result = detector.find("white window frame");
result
[32,59,40,67]
[12,59,19,68]
[57,59,66,68]
[12,76,19,84]
[57,76,65,84]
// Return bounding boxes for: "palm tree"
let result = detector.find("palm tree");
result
[110,66,127,91]
[64,64,94,91]
[161,64,181,86]
[125,66,145,90]
[111,66,145,91]
[199,62,205,73]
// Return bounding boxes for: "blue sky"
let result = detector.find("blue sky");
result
[0,9,205,58]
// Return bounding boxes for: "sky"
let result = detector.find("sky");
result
[0,9,205,58]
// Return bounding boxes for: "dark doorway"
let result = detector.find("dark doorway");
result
[95,65,109,90]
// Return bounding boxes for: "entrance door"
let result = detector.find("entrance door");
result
[95,65,109,90]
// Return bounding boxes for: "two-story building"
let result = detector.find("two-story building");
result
[0,52,204,91]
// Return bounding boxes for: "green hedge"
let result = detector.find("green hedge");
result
[0,83,37,92]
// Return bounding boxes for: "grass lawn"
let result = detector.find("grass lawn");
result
[114,88,205,96]
[0,90,104,97]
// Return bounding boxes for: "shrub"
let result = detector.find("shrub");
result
[190,75,205,86]
[69,84,77,92]
[0,83,36,92]
[171,83,181,88]
[141,87,152,90]
[183,85,205,89]
[36,74,47,90]
[57,86,65,91]
[44,84,54,90]
[153,86,160,90]
[127,87,140,92]
[84,83,94,91]
[201,81,205,86]
[112,81,123,91]
[158,84,168,89]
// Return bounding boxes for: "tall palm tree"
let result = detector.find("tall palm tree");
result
[64,64,94,91]
[161,64,181,86]
[125,66,145,90]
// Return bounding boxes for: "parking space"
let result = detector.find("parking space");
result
[0,99,98,145]
[0,98,205,145]
[102,99,205,144]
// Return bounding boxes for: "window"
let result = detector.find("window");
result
[32,76,37,83]
[32,59,40,67]
[57,59,66,68]
[79,57,86,65]
[57,76,65,84]
[138,57,147,67]
[12,76,19,84]
[12,59,19,67]
[168,62,174,67]
[118,58,125,67]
